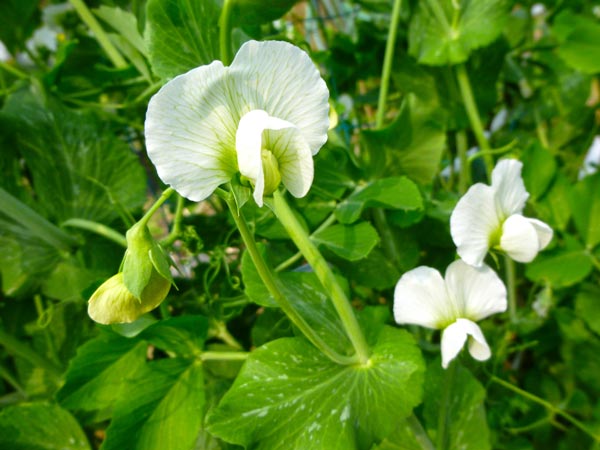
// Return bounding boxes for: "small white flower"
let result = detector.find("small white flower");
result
[145,40,330,207]
[450,159,553,267]
[394,260,507,368]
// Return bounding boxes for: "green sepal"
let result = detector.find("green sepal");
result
[123,223,155,300]
[149,241,174,285]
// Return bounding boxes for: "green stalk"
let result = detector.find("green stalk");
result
[0,329,62,381]
[0,188,79,252]
[491,376,600,442]
[222,191,358,366]
[455,63,493,176]
[406,414,436,450]
[505,255,518,324]
[200,351,249,361]
[68,0,127,69]
[138,187,175,228]
[161,194,186,246]
[219,0,235,65]
[271,190,370,365]
[63,218,127,248]
[375,0,403,127]
[437,359,458,450]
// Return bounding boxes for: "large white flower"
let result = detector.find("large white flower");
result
[144,40,329,207]
[394,260,507,368]
[450,159,553,267]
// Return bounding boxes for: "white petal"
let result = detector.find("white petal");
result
[441,318,491,368]
[236,110,296,206]
[230,40,330,155]
[500,214,540,263]
[450,184,500,267]
[393,266,454,329]
[265,127,313,198]
[528,218,553,250]
[445,260,507,322]
[145,61,238,201]
[491,159,529,218]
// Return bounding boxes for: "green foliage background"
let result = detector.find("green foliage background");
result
[1,0,600,449]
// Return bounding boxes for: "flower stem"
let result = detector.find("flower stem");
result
[219,0,235,65]
[375,0,403,128]
[221,191,358,365]
[271,190,371,365]
[504,254,518,324]
[62,218,127,248]
[138,187,175,228]
[437,359,458,450]
[200,351,249,361]
[490,375,600,442]
[68,0,128,69]
[161,194,186,246]
[455,63,494,177]
[406,414,436,450]
[456,130,469,193]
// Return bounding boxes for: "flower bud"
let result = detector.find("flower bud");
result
[88,270,171,324]
[261,148,282,197]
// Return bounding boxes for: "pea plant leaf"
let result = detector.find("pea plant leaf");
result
[569,172,600,249]
[408,0,510,66]
[101,358,206,450]
[311,222,380,261]
[231,0,299,25]
[145,0,221,79]
[207,327,425,449]
[0,402,91,450]
[423,361,491,450]
[553,10,600,74]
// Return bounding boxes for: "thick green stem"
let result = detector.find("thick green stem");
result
[455,63,494,177]
[138,187,175,228]
[219,0,234,65]
[69,0,127,69]
[0,329,62,381]
[200,351,249,361]
[491,376,600,442]
[63,218,127,248]
[271,190,371,365]
[0,188,79,252]
[437,359,458,450]
[222,191,357,365]
[505,255,518,324]
[375,0,403,128]
[406,414,436,450]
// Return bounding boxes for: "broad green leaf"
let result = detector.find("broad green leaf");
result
[145,0,221,79]
[336,248,401,290]
[336,177,423,224]
[0,402,91,450]
[525,236,593,288]
[408,0,510,66]
[374,419,427,450]
[41,260,101,302]
[1,89,146,224]
[553,10,600,74]
[535,173,572,232]
[231,0,298,25]
[361,95,446,185]
[423,362,490,450]
[207,327,424,449]
[521,143,557,201]
[569,172,600,249]
[575,284,600,336]
[56,331,147,413]
[94,6,147,56]
[102,358,205,450]
[312,222,379,261]
[141,315,209,357]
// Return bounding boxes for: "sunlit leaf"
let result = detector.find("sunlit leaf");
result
[207,327,424,449]
[312,222,379,261]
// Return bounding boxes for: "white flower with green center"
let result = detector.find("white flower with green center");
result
[145,40,329,207]
[450,159,553,267]
[394,260,507,368]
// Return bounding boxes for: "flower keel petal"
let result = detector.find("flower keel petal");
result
[441,318,491,368]
[500,214,540,263]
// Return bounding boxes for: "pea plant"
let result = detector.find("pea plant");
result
[1,0,600,449]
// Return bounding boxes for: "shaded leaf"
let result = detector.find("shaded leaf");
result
[312,222,379,261]
[553,10,600,74]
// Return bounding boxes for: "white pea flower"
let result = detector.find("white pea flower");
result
[394,260,507,368]
[450,159,553,267]
[145,40,330,207]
